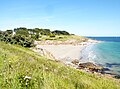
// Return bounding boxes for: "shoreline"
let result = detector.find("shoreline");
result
[32,39,101,65]
[31,40,120,79]
[33,39,100,63]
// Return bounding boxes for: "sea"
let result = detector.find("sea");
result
[80,37,120,75]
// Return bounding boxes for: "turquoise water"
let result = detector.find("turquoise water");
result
[80,37,120,75]
[92,42,120,64]
[92,42,120,75]
[81,41,120,75]
[84,37,120,75]
[88,37,120,42]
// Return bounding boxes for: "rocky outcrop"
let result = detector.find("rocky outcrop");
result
[77,62,106,73]
[114,75,120,79]
[71,59,79,65]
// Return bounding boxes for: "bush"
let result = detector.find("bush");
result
[0,34,35,47]
[49,34,55,37]
[52,30,70,35]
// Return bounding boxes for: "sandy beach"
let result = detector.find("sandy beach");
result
[36,45,85,63]
[32,40,120,79]
[33,39,100,65]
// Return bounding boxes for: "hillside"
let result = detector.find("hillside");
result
[0,42,120,89]
[0,27,88,47]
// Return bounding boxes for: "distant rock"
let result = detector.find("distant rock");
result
[78,62,105,73]
[114,75,120,79]
[106,63,120,68]
[102,68,110,71]
[71,59,79,65]
[78,62,97,69]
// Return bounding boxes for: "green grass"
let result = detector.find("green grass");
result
[0,42,120,89]
[39,35,88,42]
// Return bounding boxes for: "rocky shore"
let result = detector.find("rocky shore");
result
[31,39,120,79]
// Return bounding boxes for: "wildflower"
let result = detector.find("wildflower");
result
[45,67,48,70]
[25,76,31,79]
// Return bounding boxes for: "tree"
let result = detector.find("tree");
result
[43,29,51,35]
[52,30,70,35]
[16,30,29,36]
[14,27,27,32]
[6,30,13,34]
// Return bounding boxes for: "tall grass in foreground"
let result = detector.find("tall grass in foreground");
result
[0,42,120,89]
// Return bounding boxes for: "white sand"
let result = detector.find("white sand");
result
[36,45,86,63]
[33,40,100,64]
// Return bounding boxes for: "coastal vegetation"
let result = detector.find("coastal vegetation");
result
[0,27,120,88]
[0,27,72,47]
[0,27,88,47]
[0,42,120,89]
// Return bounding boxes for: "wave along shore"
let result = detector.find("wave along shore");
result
[32,39,111,74]
[32,39,99,63]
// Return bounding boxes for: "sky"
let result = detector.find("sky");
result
[0,0,120,36]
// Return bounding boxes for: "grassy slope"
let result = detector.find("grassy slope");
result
[39,35,88,41]
[0,42,120,89]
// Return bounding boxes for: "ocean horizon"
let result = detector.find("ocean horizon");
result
[81,37,120,75]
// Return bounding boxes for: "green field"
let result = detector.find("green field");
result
[0,42,120,89]
[39,35,88,41]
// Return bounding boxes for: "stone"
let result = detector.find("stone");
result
[102,68,110,71]
[114,75,120,79]
[78,62,96,69]
[71,59,79,65]
[78,62,104,73]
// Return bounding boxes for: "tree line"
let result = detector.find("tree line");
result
[0,27,70,47]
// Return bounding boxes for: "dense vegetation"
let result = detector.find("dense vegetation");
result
[0,27,69,47]
[51,30,70,35]
[0,27,71,47]
[0,42,120,89]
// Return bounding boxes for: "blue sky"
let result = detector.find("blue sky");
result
[0,0,120,36]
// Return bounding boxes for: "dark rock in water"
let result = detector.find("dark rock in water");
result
[105,72,116,75]
[78,62,97,69]
[78,62,112,74]
[106,63,120,68]
[102,68,110,71]
[71,59,79,65]
[114,75,120,79]
[78,62,103,73]
[106,63,112,68]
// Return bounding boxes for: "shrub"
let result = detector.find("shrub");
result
[0,34,35,47]
[49,34,55,37]
[52,30,70,35]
